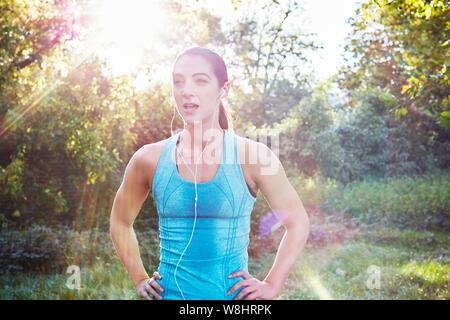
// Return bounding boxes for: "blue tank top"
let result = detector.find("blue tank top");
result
[151,129,257,300]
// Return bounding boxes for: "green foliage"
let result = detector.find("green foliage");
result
[0,258,138,300]
[322,170,450,230]
[222,0,319,128]
[317,88,440,183]
[0,225,73,274]
[278,224,450,300]
[338,0,450,178]
[0,0,85,116]
[2,222,449,299]
[0,223,160,276]
[286,173,339,209]
[362,227,450,253]
[0,0,257,230]
[343,0,449,125]
[273,85,334,176]
[400,261,450,286]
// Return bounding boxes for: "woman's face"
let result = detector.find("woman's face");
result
[172,55,224,125]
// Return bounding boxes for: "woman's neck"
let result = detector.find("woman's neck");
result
[177,124,224,163]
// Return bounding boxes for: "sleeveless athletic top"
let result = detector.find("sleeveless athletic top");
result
[151,129,257,300]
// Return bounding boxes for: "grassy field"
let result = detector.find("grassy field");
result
[278,229,450,299]
[1,210,448,300]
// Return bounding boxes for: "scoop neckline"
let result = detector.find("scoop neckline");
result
[173,130,227,185]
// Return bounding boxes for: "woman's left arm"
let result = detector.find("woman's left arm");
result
[228,141,310,300]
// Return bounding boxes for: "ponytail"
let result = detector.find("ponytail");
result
[219,101,233,131]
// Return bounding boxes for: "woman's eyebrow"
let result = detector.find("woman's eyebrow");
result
[192,73,211,79]
[172,73,211,79]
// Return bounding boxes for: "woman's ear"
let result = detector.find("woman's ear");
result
[221,81,231,98]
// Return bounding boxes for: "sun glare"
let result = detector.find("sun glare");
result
[90,0,166,75]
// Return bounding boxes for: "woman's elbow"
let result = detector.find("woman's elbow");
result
[290,209,310,241]
[109,214,132,243]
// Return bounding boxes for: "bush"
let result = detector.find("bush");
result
[0,224,160,275]
[0,225,68,274]
[316,90,438,184]
[322,170,450,230]
[288,173,340,209]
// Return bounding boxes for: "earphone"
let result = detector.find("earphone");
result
[173,88,225,300]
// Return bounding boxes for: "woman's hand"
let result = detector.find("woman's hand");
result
[227,270,279,300]
[136,271,164,300]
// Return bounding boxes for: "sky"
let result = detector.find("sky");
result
[203,0,363,81]
[89,0,363,84]
[300,0,363,80]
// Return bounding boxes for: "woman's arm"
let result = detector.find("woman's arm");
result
[255,142,310,295]
[228,140,310,300]
[110,146,152,289]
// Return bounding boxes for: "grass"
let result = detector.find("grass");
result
[0,258,137,300]
[276,225,450,300]
[1,222,448,300]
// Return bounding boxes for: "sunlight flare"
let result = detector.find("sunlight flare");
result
[90,0,166,75]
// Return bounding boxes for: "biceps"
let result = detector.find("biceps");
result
[257,167,305,229]
[263,179,300,211]
[269,185,306,230]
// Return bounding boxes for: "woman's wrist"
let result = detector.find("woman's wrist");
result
[134,275,150,290]
[263,276,284,294]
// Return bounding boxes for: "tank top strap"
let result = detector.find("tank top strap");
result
[223,130,236,166]
[151,132,180,197]
[225,130,241,169]
[227,130,257,202]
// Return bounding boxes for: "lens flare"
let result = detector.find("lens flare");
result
[259,210,289,238]
[90,0,166,75]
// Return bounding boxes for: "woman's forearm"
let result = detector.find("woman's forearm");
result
[263,223,309,294]
[110,222,149,288]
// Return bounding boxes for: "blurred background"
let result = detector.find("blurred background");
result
[0,0,448,299]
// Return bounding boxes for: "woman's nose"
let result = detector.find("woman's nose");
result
[182,90,194,99]
[181,80,196,97]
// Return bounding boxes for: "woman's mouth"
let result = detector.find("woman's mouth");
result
[183,103,199,112]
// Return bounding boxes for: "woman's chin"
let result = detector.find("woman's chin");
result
[182,116,205,125]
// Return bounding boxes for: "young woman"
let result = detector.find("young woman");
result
[110,47,309,300]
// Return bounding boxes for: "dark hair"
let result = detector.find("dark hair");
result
[171,46,233,132]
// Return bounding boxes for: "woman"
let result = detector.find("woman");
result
[110,47,309,300]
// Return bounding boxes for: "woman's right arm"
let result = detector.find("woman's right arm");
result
[109,146,159,297]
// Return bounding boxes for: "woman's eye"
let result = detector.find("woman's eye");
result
[173,79,206,85]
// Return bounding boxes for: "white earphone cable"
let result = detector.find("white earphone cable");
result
[173,89,224,300]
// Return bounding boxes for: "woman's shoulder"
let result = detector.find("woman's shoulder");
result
[139,136,172,167]
[232,132,272,163]
[133,136,173,189]
[233,131,255,146]
[233,131,281,180]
